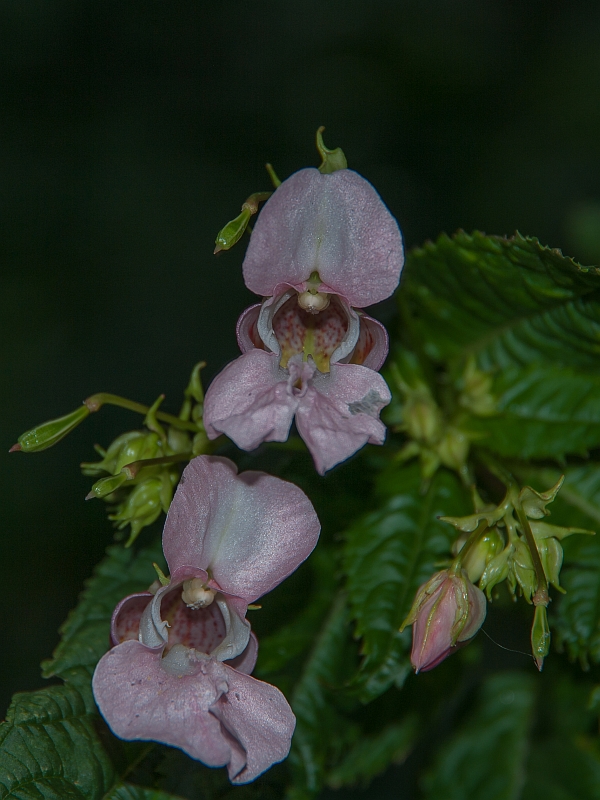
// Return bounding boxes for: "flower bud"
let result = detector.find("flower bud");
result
[401,569,486,673]
[109,471,175,547]
[537,536,564,592]
[81,430,162,477]
[458,528,504,583]
[512,539,537,603]
[11,405,90,453]
[531,605,551,671]
[479,543,513,600]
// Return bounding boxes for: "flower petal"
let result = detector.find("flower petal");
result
[111,592,152,646]
[242,168,404,307]
[163,455,320,603]
[92,640,232,767]
[211,667,296,784]
[203,350,297,449]
[226,632,258,675]
[295,363,392,474]
[351,313,389,371]
[236,304,263,353]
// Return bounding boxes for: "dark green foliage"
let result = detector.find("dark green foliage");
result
[423,672,536,800]
[343,462,471,701]
[403,232,600,459]
[105,786,185,800]
[42,541,164,700]
[0,683,114,800]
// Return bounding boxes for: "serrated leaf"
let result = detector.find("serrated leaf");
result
[465,364,600,458]
[288,593,359,798]
[42,540,164,698]
[103,785,184,800]
[326,717,418,790]
[0,683,114,799]
[343,462,471,701]
[405,231,600,369]
[423,672,536,800]
[403,232,600,459]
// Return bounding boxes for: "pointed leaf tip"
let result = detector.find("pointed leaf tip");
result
[9,443,21,452]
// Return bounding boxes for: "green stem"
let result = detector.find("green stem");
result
[450,520,489,573]
[84,392,199,433]
[121,452,191,480]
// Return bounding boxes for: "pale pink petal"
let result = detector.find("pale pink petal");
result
[111,592,152,646]
[203,350,297,449]
[236,304,263,353]
[163,456,320,603]
[92,640,232,767]
[295,364,392,474]
[351,313,389,371]
[242,168,404,307]
[459,581,487,642]
[226,632,258,675]
[211,668,296,784]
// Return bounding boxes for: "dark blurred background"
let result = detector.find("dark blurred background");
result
[3,0,600,717]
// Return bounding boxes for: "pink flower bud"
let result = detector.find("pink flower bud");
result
[402,569,486,673]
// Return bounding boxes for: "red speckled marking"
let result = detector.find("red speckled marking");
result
[161,587,226,655]
[273,296,348,372]
[114,595,151,643]
[350,319,375,365]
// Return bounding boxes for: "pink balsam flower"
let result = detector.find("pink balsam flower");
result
[204,167,404,474]
[93,455,320,784]
[401,569,486,673]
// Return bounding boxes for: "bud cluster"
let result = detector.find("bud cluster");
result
[403,475,594,673]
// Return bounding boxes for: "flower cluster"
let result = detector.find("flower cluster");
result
[91,151,404,782]
[204,166,404,473]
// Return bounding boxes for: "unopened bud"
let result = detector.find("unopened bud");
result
[531,605,551,671]
[401,569,486,673]
[86,471,128,500]
[479,543,513,600]
[512,540,537,603]
[460,528,504,583]
[214,207,253,253]
[538,536,564,592]
[297,290,330,314]
[109,475,164,547]
[181,578,216,609]
[437,426,470,473]
[11,404,90,453]
[81,430,161,477]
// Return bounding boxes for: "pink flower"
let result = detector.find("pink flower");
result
[204,167,404,474]
[93,455,320,784]
[401,569,486,673]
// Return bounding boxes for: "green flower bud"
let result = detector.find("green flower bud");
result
[81,430,162,477]
[512,540,537,603]
[538,536,564,592]
[109,475,164,547]
[459,528,505,583]
[192,430,210,457]
[437,426,469,473]
[167,426,192,455]
[11,405,90,453]
[316,126,347,174]
[519,477,564,519]
[531,605,551,671]
[458,356,496,417]
[87,472,129,500]
[214,207,253,253]
[479,543,513,600]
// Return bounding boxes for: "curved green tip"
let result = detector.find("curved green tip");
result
[316,126,347,174]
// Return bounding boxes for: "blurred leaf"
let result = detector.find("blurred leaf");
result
[423,672,536,800]
[0,683,115,799]
[288,593,359,798]
[105,786,185,800]
[343,462,470,701]
[326,716,418,790]
[404,231,600,370]
[465,364,600,458]
[403,232,600,459]
[42,540,164,699]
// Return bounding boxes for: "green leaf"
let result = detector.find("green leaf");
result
[326,717,418,790]
[403,232,600,458]
[0,683,115,799]
[405,231,600,369]
[465,364,600,458]
[343,462,471,701]
[288,593,359,798]
[42,540,164,698]
[423,672,537,800]
[103,785,184,800]
[526,464,600,667]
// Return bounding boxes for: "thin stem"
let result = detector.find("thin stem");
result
[84,392,199,433]
[450,520,489,573]
[514,501,549,606]
[121,452,191,480]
